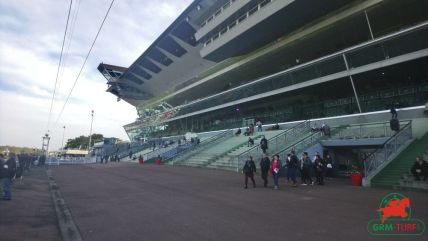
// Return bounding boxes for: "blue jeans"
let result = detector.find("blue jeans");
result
[273,172,279,187]
[3,177,12,199]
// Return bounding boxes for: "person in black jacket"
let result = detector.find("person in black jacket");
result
[411,157,428,181]
[2,153,17,200]
[314,154,325,185]
[288,151,299,187]
[242,156,256,189]
[0,153,5,180]
[259,154,270,188]
[299,152,313,185]
[260,136,268,154]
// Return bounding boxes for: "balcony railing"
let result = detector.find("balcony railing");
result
[333,120,411,139]
[203,0,274,47]
[169,21,428,121]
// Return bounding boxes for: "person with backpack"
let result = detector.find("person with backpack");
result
[242,156,256,189]
[2,153,17,200]
[259,154,270,188]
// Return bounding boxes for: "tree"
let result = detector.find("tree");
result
[65,134,103,149]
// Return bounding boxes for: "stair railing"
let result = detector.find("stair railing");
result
[362,120,413,186]
[165,129,233,164]
[233,120,311,171]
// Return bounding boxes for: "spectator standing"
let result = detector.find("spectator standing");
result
[256,120,263,132]
[314,154,325,185]
[288,151,299,187]
[411,157,428,181]
[325,154,334,179]
[390,105,398,119]
[286,154,291,183]
[2,153,17,200]
[259,154,270,188]
[300,152,313,185]
[271,154,281,190]
[260,136,268,154]
[242,156,256,189]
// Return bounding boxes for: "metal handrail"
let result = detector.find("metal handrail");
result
[233,121,313,171]
[165,129,233,163]
[275,131,324,168]
[234,120,310,159]
[334,120,411,139]
[363,120,413,180]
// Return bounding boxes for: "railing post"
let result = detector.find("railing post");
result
[384,123,387,137]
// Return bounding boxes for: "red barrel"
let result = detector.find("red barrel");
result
[351,173,363,186]
[155,159,161,165]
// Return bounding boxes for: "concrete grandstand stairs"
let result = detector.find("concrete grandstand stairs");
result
[207,129,311,171]
[173,134,256,168]
[396,173,428,192]
[371,133,428,191]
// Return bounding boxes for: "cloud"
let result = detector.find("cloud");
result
[0,0,192,149]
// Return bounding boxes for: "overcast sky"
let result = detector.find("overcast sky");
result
[0,0,193,150]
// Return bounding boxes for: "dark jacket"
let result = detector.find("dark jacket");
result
[4,158,17,179]
[260,157,271,172]
[260,138,268,149]
[314,157,325,172]
[289,154,299,169]
[243,159,256,174]
[300,156,311,169]
[411,160,428,174]
[0,158,5,179]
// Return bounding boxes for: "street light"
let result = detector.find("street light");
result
[61,126,66,155]
[87,110,94,153]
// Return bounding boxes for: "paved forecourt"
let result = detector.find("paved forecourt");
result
[50,163,428,241]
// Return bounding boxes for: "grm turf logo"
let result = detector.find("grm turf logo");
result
[367,192,425,236]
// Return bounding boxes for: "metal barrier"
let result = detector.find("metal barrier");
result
[333,120,410,139]
[47,156,97,165]
[362,120,413,186]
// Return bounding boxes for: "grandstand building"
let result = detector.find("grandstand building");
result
[98,0,428,142]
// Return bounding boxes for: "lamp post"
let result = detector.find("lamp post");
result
[61,126,66,156]
[42,133,50,165]
[87,110,94,153]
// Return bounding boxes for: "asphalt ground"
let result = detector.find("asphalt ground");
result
[0,167,61,241]
[46,163,427,241]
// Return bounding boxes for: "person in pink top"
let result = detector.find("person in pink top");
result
[271,154,281,189]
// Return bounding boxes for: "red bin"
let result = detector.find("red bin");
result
[351,173,363,186]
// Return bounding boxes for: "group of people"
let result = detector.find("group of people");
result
[0,152,36,201]
[242,151,333,189]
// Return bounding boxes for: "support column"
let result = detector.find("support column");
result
[364,10,374,40]
[342,54,362,113]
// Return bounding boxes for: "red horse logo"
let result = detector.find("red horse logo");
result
[377,197,410,223]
